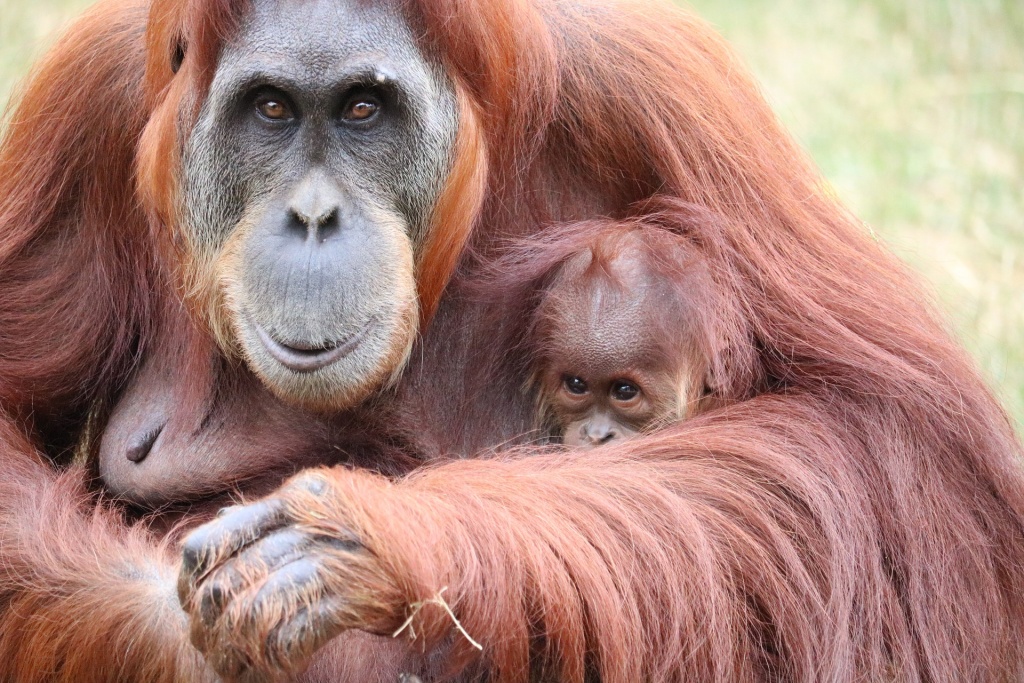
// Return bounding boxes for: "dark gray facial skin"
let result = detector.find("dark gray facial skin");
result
[182,0,458,410]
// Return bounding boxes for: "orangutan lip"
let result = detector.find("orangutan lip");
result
[254,320,372,373]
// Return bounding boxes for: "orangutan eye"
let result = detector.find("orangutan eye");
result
[610,381,640,402]
[563,375,588,395]
[341,95,380,122]
[255,95,294,122]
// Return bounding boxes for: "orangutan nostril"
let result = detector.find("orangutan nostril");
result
[126,426,163,463]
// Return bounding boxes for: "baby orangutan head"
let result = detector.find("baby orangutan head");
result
[532,226,720,447]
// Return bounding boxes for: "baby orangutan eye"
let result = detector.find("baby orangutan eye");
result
[563,375,588,395]
[610,380,640,402]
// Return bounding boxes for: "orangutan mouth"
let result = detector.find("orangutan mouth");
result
[253,320,373,373]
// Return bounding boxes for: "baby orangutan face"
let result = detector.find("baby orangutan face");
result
[533,233,712,448]
[549,369,676,447]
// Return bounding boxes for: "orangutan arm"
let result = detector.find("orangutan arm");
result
[0,2,218,679]
[178,394,893,682]
[0,419,220,683]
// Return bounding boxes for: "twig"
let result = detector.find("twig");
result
[392,586,483,651]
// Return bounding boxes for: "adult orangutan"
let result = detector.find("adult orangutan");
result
[1,0,1023,681]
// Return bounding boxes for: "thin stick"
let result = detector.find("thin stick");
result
[392,586,483,651]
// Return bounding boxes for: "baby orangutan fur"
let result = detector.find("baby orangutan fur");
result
[485,213,745,447]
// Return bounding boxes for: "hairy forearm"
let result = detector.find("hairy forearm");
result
[177,390,1020,681]
[317,396,870,682]
[0,421,216,683]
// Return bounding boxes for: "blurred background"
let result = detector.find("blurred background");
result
[1,0,1021,432]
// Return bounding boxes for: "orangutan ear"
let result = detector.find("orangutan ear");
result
[170,38,185,74]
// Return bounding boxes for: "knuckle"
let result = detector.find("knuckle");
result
[254,528,310,566]
[288,470,331,496]
[180,528,214,575]
[253,558,322,612]
[221,499,285,532]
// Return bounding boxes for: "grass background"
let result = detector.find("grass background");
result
[2,0,1021,432]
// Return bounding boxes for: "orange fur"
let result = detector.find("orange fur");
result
[1,0,1022,681]
[416,90,488,325]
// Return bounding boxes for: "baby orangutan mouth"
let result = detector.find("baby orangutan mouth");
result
[253,319,374,373]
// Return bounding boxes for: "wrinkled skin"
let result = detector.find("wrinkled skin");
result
[178,467,437,682]
[183,0,457,411]
[178,472,387,681]
[99,303,346,507]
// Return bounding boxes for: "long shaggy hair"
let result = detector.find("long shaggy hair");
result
[0,0,1021,680]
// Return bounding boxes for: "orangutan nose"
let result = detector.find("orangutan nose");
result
[285,170,343,243]
[583,417,619,446]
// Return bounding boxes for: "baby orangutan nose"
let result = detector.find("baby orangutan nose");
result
[563,413,629,449]
[581,414,619,446]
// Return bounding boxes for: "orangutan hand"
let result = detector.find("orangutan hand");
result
[176,469,404,682]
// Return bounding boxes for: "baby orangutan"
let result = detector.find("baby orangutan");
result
[517,218,731,447]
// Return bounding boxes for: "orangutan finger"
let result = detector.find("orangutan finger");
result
[179,498,289,602]
[191,528,313,629]
[248,556,324,620]
[263,597,347,673]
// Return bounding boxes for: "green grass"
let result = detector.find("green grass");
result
[2,0,1022,431]
[685,0,1024,432]
[0,0,93,102]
